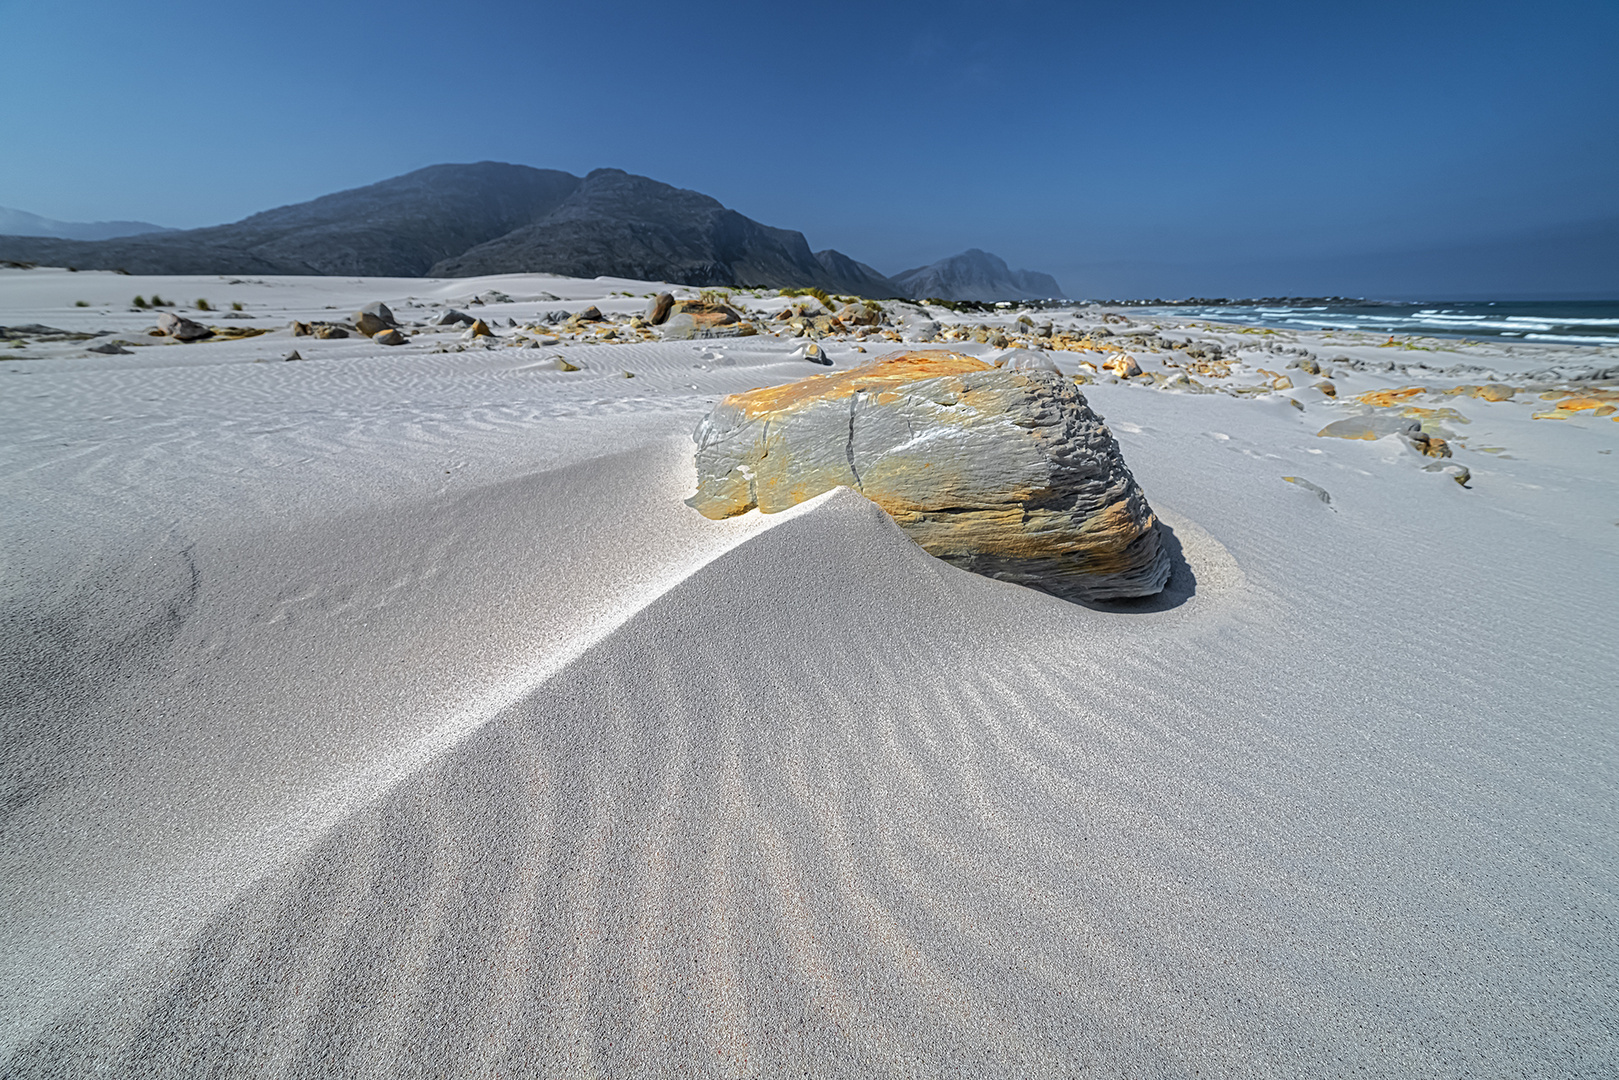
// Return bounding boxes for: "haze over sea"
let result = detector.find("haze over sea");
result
[1131,299,1619,349]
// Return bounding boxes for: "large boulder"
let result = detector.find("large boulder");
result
[687,351,1171,601]
[661,301,752,340]
[352,301,397,336]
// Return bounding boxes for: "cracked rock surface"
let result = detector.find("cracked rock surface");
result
[687,351,1171,600]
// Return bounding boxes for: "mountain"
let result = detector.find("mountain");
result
[813,249,904,299]
[893,249,1065,302]
[0,207,173,242]
[431,169,904,295]
[0,163,903,295]
[0,164,581,276]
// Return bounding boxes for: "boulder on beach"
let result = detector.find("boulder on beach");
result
[352,302,397,336]
[837,302,880,327]
[995,348,1061,372]
[687,350,1171,601]
[647,292,675,325]
[1316,414,1422,441]
[436,309,475,326]
[157,311,211,341]
[660,301,752,340]
[372,328,407,346]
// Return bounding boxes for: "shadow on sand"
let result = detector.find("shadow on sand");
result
[1070,521,1197,614]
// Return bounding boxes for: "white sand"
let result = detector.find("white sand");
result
[1,270,1616,1076]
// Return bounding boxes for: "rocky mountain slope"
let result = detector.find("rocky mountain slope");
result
[894,248,1065,302]
[0,164,906,296]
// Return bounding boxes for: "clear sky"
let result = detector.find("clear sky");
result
[2,0,1615,297]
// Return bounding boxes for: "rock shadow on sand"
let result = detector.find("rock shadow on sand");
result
[1060,520,1200,614]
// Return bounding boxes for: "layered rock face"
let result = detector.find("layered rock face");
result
[687,352,1170,600]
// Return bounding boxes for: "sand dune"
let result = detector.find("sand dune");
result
[9,482,1613,1076]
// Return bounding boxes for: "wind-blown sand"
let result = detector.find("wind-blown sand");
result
[2,269,1615,1076]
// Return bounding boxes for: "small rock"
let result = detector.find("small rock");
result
[661,302,748,340]
[898,312,940,343]
[577,306,605,322]
[87,342,132,355]
[436,309,475,326]
[555,356,580,372]
[1424,461,1471,486]
[1317,415,1421,441]
[158,311,211,341]
[1282,476,1332,504]
[647,293,675,325]
[314,325,348,340]
[1103,355,1142,378]
[373,329,407,346]
[1478,384,1515,402]
[837,303,880,327]
[1313,380,1337,397]
[995,348,1060,372]
[465,319,494,338]
[352,302,397,336]
[795,341,832,365]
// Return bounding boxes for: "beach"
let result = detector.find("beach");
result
[2,268,1616,1076]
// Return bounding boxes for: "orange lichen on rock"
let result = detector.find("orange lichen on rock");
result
[721,351,989,418]
[1101,354,1142,378]
[1356,387,1426,407]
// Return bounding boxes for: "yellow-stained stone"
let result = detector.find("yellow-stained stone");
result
[687,351,1170,601]
[1357,387,1426,407]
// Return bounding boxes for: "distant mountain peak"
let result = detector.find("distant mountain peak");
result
[894,249,1064,302]
[0,206,173,242]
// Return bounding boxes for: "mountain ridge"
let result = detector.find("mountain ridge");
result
[893,249,1065,302]
[0,207,174,242]
[0,164,1061,300]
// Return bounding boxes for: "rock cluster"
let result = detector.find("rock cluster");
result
[352,302,398,337]
[687,351,1171,601]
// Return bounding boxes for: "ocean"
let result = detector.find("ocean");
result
[1132,299,1619,348]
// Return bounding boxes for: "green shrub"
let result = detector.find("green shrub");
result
[74,300,89,307]
[149,294,168,307]
[132,295,148,308]
[230,301,243,311]
[779,286,833,308]
[195,298,212,311]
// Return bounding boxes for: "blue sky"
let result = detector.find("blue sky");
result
[1,0,1615,296]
